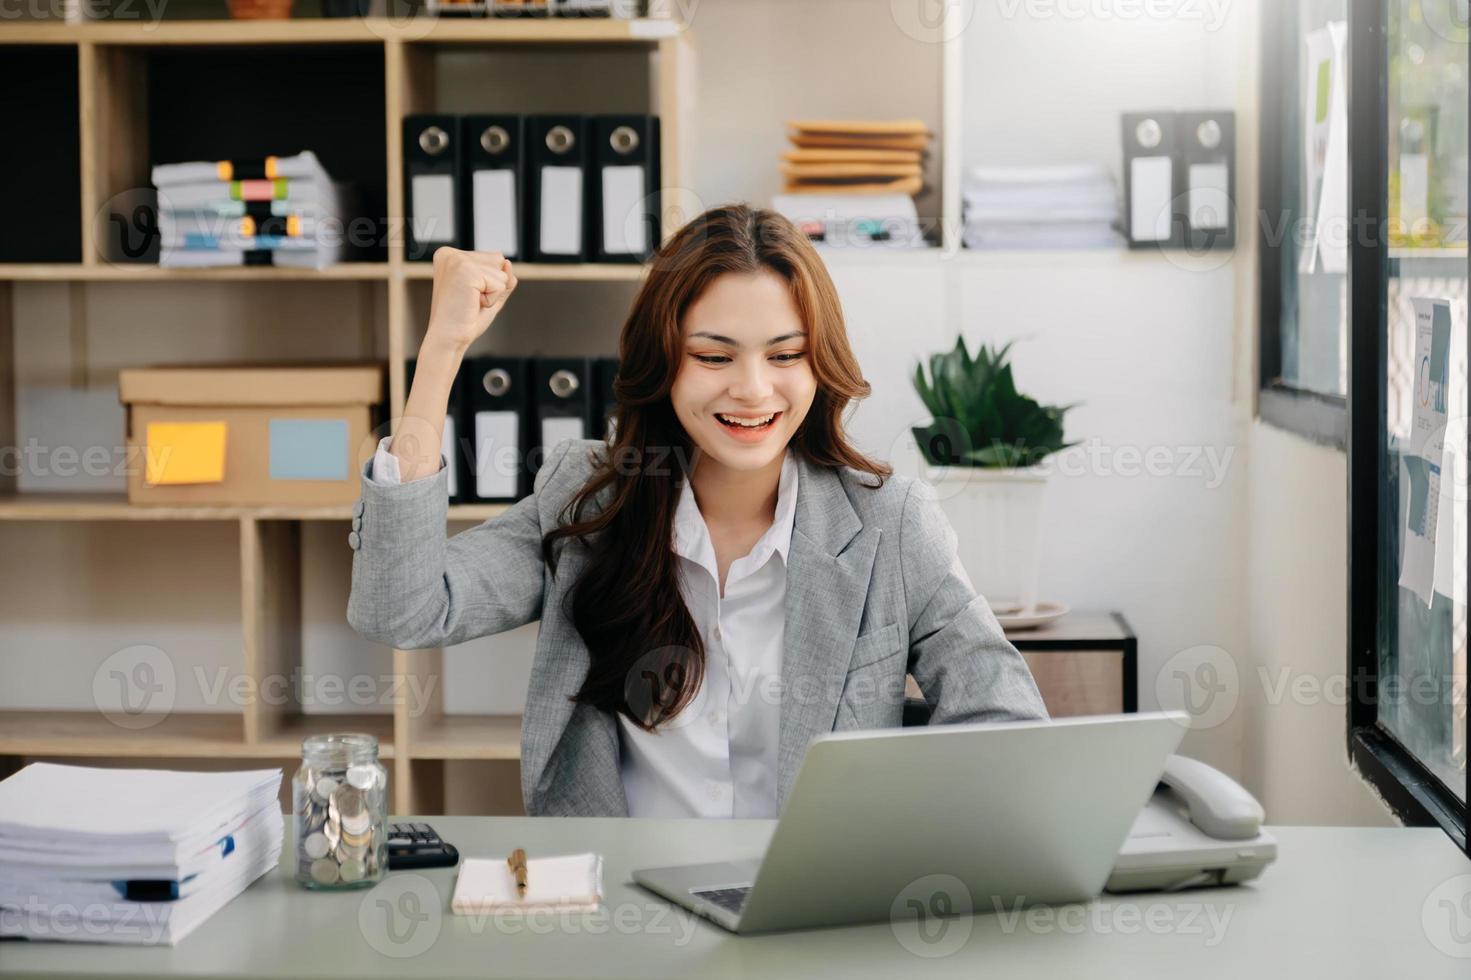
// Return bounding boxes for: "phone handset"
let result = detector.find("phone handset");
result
[1159,754,1265,840]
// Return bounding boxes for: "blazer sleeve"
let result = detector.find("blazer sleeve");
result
[899,479,1050,725]
[346,439,580,649]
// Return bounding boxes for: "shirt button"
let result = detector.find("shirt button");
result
[348,531,361,550]
[352,501,365,518]
[713,626,722,642]
[351,516,362,531]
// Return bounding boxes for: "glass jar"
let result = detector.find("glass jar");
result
[292,733,388,890]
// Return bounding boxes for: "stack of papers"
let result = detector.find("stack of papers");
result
[152,150,353,269]
[0,763,284,945]
[962,163,1123,249]
[451,852,603,914]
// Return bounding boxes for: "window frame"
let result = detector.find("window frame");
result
[1257,0,1350,449]
[1344,0,1469,855]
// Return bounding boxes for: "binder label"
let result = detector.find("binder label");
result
[475,410,521,499]
[472,169,519,256]
[1187,163,1230,231]
[540,166,584,255]
[601,165,648,255]
[410,174,457,245]
[442,414,458,499]
[541,416,586,457]
[1129,156,1172,243]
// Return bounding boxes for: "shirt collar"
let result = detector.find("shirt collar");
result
[673,449,800,572]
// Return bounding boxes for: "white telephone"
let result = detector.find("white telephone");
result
[1104,755,1278,893]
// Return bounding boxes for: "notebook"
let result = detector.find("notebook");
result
[450,853,603,914]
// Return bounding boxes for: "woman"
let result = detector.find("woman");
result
[347,204,1046,819]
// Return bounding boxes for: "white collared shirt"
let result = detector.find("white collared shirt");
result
[618,448,797,819]
[368,438,797,818]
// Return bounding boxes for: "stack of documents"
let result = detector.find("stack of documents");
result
[152,150,353,269]
[781,119,931,197]
[0,763,284,945]
[962,163,1123,249]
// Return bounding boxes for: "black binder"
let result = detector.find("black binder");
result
[589,115,661,263]
[1121,111,1182,249]
[594,356,620,442]
[406,357,467,503]
[404,114,462,261]
[1178,110,1236,250]
[461,115,525,259]
[531,357,593,476]
[526,115,589,263]
[465,356,532,502]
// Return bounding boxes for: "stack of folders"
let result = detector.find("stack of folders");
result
[0,763,284,946]
[961,163,1123,250]
[414,354,620,505]
[404,114,661,265]
[781,119,931,196]
[152,150,356,269]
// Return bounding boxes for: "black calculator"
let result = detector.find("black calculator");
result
[387,822,460,871]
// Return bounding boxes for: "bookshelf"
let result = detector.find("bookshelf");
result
[0,14,694,815]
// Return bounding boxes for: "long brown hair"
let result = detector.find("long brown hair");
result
[541,203,890,732]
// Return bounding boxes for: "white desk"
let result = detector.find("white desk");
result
[2,818,1468,978]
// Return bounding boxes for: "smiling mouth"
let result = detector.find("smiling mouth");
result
[715,411,781,431]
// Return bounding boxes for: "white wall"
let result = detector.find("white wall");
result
[1239,422,1396,825]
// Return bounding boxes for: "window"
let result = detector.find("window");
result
[1259,0,1351,447]
[1348,0,1469,852]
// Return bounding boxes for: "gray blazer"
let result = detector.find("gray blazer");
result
[347,439,1047,817]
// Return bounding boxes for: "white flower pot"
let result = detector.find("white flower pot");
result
[922,465,1049,617]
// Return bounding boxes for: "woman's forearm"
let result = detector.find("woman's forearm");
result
[391,334,470,483]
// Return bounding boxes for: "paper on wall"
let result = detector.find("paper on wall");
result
[1399,297,1453,606]
[1299,21,1348,276]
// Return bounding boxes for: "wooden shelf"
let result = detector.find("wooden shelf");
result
[0,18,679,46]
[0,262,390,282]
[257,712,397,759]
[0,494,511,522]
[0,262,645,283]
[0,710,246,758]
[401,262,646,282]
[0,14,692,820]
[410,713,522,760]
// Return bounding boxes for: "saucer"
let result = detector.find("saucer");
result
[995,600,1070,631]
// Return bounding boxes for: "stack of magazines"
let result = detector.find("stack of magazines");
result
[152,150,355,269]
[0,763,283,945]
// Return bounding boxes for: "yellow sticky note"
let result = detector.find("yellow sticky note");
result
[145,421,227,486]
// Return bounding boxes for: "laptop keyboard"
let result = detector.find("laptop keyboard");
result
[691,886,751,914]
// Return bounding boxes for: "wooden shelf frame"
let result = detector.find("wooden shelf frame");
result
[0,21,697,816]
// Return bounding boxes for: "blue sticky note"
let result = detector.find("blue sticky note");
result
[269,419,349,481]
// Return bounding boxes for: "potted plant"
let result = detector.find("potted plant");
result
[911,337,1074,618]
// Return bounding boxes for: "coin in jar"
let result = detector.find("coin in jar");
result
[310,858,340,885]
[302,832,330,860]
[346,764,377,791]
[338,857,367,883]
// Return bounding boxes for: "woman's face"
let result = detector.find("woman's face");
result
[671,270,817,474]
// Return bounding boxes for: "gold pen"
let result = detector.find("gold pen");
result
[508,847,528,897]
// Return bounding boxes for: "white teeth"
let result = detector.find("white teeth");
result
[717,413,775,428]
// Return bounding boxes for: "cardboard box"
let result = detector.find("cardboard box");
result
[119,364,384,506]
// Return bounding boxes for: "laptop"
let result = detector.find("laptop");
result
[632,712,1187,933]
